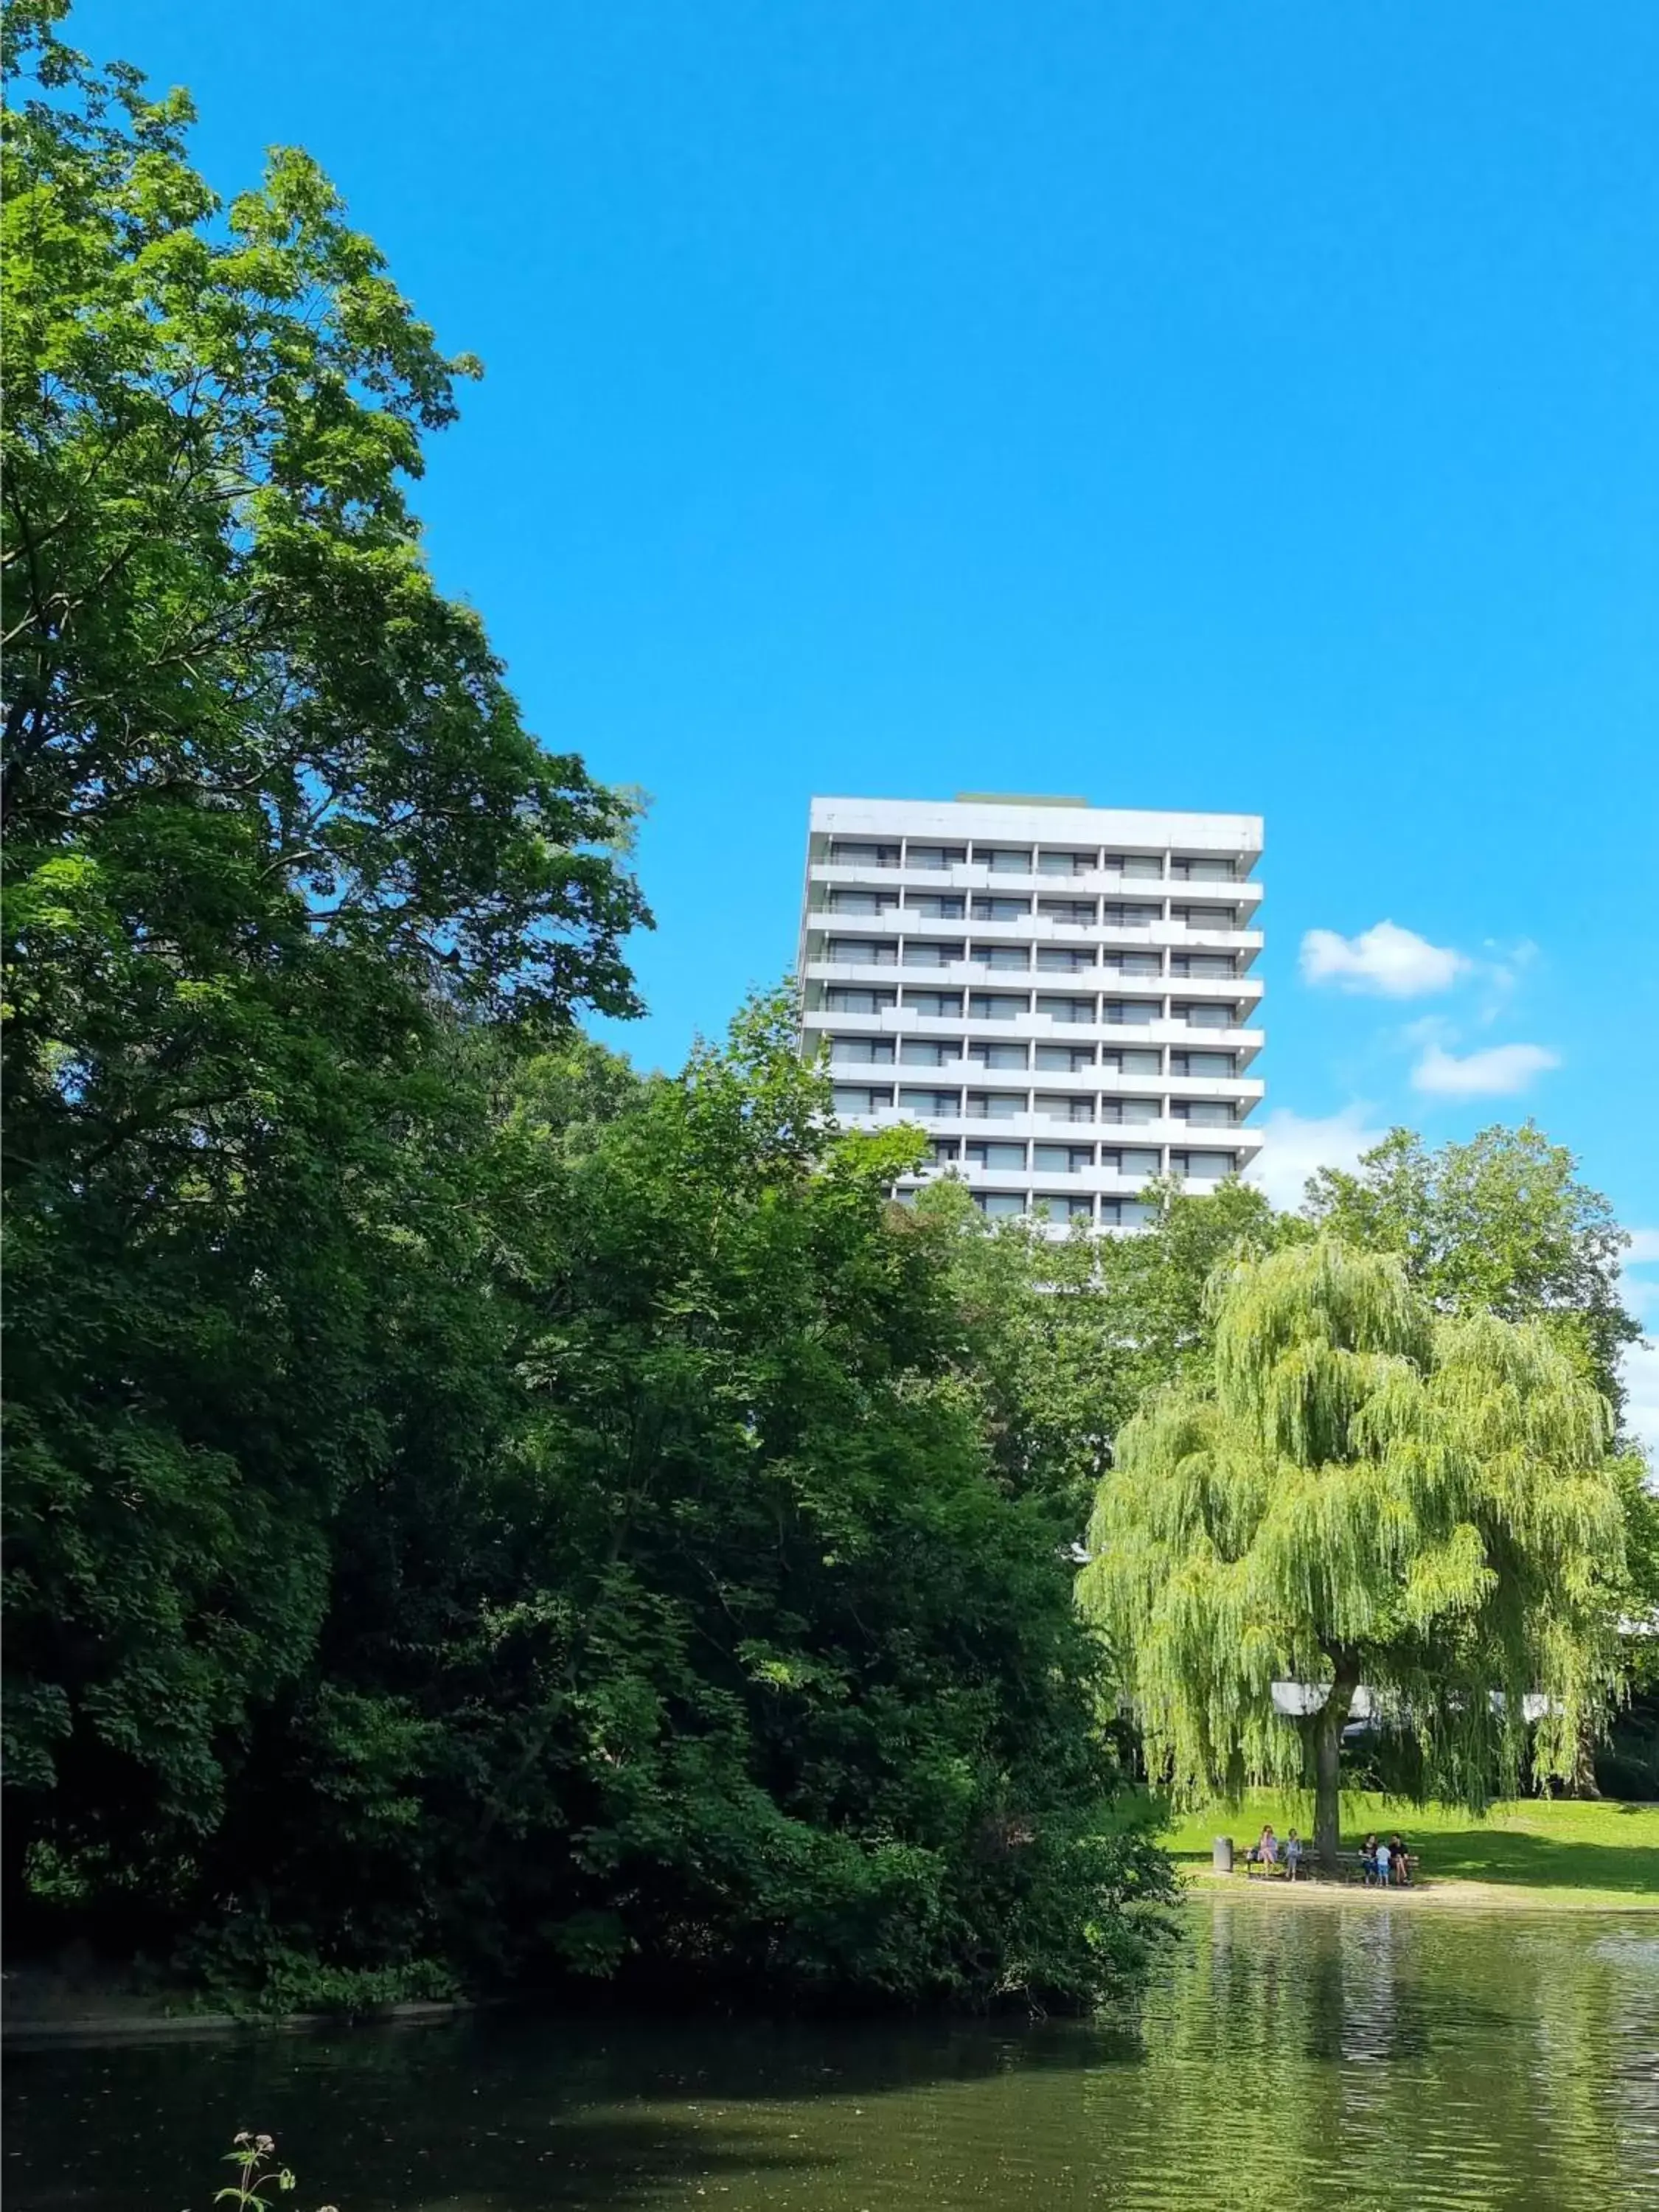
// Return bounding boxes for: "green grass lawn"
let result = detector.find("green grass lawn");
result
[1158,1790,1659,1902]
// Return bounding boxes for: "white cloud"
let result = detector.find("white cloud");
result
[1300,921,1468,998]
[1246,1104,1388,1211]
[1411,1042,1560,1097]
[1624,1228,1659,1265]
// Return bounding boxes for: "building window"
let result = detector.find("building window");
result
[970,894,1030,919]
[832,1085,892,1116]
[900,1088,962,1116]
[1037,945,1096,973]
[904,989,964,1018]
[973,1192,1027,1218]
[825,987,896,1013]
[1101,1096,1159,1124]
[827,937,896,967]
[1035,1093,1093,1123]
[1037,897,1096,925]
[830,840,900,868]
[967,1141,1027,1170]
[827,888,898,915]
[1103,998,1159,1026]
[1035,1043,1096,1072]
[906,844,967,871]
[1102,901,1161,926]
[1037,849,1096,877]
[1035,1192,1095,1223]
[1102,1046,1161,1074]
[831,1037,895,1065]
[1100,1197,1152,1228]
[977,846,1034,874]
[967,992,1028,1020]
[967,1093,1026,1121]
[1172,903,1236,930]
[967,1040,1028,1068]
[1037,994,1097,1025]
[927,1138,960,1164]
[1102,951,1161,976]
[1171,953,1237,978]
[906,892,966,919]
[1176,1002,1231,1029]
[1102,1147,1161,1178]
[972,943,1030,970]
[1172,1050,1236,1077]
[1105,854,1164,880]
[902,939,964,968]
[1034,1143,1095,1174]
[1171,855,1237,881]
[1175,1099,1234,1125]
[1171,1150,1235,1180]
[901,1037,961,1066]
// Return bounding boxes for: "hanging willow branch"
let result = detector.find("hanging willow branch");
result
[1080,1241,1628,1825]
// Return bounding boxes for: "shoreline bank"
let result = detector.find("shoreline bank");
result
[1180,1866,1659,1912]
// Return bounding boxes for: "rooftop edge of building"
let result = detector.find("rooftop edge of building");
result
[807,793,1262,852]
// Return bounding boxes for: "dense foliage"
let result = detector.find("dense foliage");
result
[1,0,644,1903]
[4,6,1649,2018]
[1304,1123,1653,1796]
[1305,1124,1641,1422]
[186,1008,1174,2008]
[917,1173,1298,1527]
[1081,1241,1635,1863]
[1,7,1169,2009]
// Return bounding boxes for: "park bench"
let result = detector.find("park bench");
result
[1235,1850,1420,1885]
[1338,1850,1419,1885]
[1242,1853,1293,1879]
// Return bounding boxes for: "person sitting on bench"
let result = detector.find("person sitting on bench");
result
[1360,1834,1380,1885]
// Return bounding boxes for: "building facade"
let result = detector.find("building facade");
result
[798,795,1264,1227]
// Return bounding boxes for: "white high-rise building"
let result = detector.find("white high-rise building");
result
[798,795,1264,1228]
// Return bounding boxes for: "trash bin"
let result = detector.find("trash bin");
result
[1213,1835,1234,1874]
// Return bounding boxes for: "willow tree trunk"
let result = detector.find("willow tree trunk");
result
[1309,1659,1362,1873]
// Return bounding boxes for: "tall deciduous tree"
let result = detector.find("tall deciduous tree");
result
[1,3,645,1878]
[914,1172,1297,1526]
[1081,1241,1630,1866]
[1304,1125,1640,1421]
[180,998,1174,2008]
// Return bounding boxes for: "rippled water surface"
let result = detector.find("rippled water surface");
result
[7,1899,1659,2211]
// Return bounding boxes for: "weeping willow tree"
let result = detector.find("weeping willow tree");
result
[1080,1241,1628,1868]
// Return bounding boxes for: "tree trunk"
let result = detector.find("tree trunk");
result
[1568,1715,1602,1800]
[1310,1660,1362,1874]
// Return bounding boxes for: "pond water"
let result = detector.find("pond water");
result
[7,1897,1659,2212]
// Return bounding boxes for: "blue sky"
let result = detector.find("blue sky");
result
[79,1,1658,1428]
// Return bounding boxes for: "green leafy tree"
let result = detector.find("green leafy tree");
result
[1304,1125,1639,1420]
[1,4,645,1903]
[187,998,1172,2009]
[1081,1240,1630,1867]
[911,1172,1297,1526]
[1304,1124,1647,1797]
[1600,1465,1659,1798]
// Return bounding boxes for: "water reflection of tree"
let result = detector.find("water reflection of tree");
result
[7,1915,1658,2212]
[1081,1902,1659,2212]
